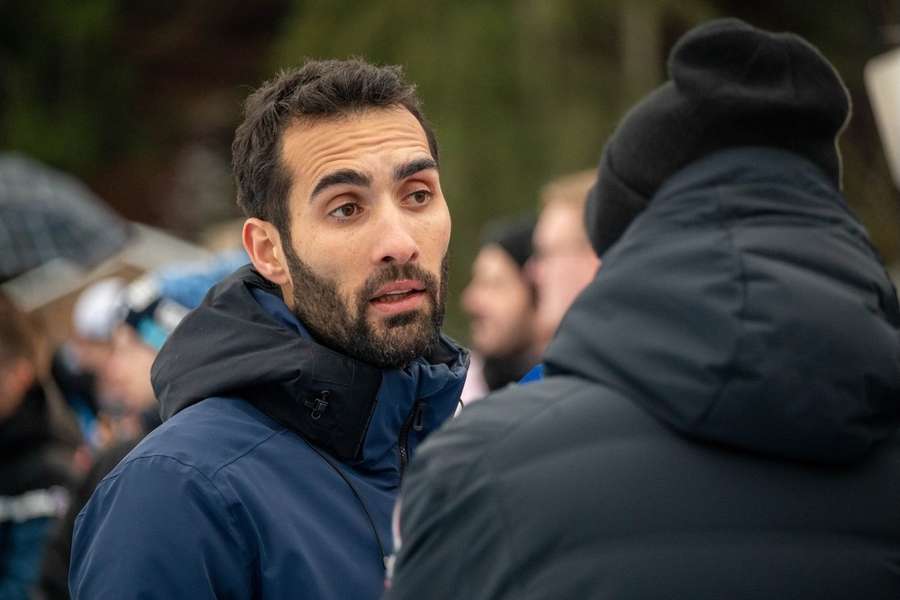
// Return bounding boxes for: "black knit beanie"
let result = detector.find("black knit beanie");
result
[480,215,536,269]
[585,18,852,256]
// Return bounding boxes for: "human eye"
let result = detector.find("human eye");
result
[404,189,432,207]
[328,202,363,221]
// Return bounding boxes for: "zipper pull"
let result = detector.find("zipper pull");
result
[412,402,425,432]
[303,390,330,420]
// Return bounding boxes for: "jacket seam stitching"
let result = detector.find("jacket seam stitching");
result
[209,428,285,478]
[702,185,749,423]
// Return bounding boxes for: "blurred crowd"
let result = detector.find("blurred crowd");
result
[460,170,600,399]
[0,208,248,598]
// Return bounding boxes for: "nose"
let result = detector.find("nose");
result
[371,205,419,265]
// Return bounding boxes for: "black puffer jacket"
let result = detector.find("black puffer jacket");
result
[386,148,900,600]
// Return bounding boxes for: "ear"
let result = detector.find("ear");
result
[242,218,290,286]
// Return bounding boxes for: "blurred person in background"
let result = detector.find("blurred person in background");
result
[61,277,128,448]
[386,20,900,599]
[100,249,248,441]
[71,59,467,600]
[0,292,80,600]
[38,252,245,600]
[461,216,541,400]
[529,169,601,349]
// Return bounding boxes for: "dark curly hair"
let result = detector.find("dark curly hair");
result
[231,58,438,239]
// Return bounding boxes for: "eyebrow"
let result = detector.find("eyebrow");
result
[310,169,372,202]
[394,158,438,182]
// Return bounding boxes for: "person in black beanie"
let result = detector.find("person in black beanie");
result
[461,216,541,397]
[385,19,900,600]
[586,17,850,256]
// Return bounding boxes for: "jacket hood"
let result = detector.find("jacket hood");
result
[545,147,900,464]
[152,265,468,465]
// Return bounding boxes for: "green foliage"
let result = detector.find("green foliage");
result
[0,0,135,174]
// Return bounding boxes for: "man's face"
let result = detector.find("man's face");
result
[529,201,601,343]
[278,108,451,368]
[462,245,535,357]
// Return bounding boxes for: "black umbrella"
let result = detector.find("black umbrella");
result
[0,153,130,282]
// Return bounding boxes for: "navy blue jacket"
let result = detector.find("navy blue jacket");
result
[387,148,900,599]
[70,267,467,599]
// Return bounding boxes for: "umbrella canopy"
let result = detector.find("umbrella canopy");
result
[0,153,130,282]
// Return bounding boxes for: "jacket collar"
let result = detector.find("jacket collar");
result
[153,266,468,464]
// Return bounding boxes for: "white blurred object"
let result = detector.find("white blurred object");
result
[865,47,900,189]
[72,278,127,341]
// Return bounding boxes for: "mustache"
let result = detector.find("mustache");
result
[358,263,440,303]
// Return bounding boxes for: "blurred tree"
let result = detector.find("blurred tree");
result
[0,0,289,234]
[0,0,132,172]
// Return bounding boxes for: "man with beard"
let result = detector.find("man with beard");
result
[70,59,468,600]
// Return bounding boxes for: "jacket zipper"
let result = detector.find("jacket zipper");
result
[398,400,426,477]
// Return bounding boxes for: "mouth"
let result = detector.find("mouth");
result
[369,280,427,315]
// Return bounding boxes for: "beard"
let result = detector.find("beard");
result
[284,247,448,369]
